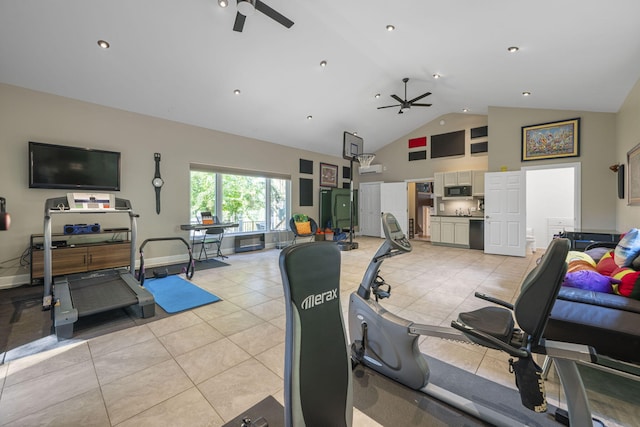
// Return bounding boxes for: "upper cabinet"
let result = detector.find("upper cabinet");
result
[434,172,444,197]
[443,170,472,187]
[472,170,485,196]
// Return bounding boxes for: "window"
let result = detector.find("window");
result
[190,166,290,233]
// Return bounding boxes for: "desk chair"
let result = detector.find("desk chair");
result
[196,215,227,260]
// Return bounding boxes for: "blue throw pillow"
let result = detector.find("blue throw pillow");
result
[614,228,640,267]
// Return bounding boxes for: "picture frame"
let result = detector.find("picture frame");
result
[319,162,338,187]
[521,118,580,161]
[628,142,640,205]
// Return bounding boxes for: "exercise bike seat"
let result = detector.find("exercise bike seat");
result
[279,242,353,427]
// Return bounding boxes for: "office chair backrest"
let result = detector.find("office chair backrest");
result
[514,238,570,345]
[279,242,353,427]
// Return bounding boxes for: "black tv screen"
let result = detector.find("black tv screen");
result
[29,141,121,191]
[431,130,465,158]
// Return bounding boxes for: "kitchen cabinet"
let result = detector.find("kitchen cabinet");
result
[434,172,444,197]
[430,216,441,243]
[443,170,472,187]
[432,217,470,247]
[472,170,486,196]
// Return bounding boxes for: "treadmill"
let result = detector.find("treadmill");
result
[42,194,155,339]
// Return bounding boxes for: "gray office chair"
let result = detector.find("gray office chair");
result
[279,242,353,427]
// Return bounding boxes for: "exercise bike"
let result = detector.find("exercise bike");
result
[349,213,602,426]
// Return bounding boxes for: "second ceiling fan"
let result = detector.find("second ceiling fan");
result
[231,0,294,32]
[378,78,432,114]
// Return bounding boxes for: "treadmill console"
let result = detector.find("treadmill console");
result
[382,213,412,252]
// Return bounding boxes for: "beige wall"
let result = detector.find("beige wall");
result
[0,84,349,283]
[616,77,640,231]
[360,113,489,183]
[488,106,618,230]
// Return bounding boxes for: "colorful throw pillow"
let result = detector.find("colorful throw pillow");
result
[618,271,640,299]
[295,221,311,235]
[562,270,617,294]
[566,251,596,273]
[584,247,613,263]
[611,267,635,294]
[595,251,617,276]
[614,228,640,267]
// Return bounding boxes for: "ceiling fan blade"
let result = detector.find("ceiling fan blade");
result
[377,105,401,109]
[255,0,294,28]
[408,92,432,104]
[391,94,404,103]
[233,12,246,32]
[411,103,432,107]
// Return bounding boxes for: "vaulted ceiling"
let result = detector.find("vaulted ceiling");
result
[2,1,640,157]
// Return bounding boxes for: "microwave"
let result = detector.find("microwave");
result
[444,185,472,198]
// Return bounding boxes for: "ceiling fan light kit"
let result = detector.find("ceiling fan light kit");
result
[378,77,432,114]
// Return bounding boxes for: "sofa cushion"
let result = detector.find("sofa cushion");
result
[595,250,617,276]
[614,228,640,267]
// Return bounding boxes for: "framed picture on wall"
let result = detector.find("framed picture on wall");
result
[319,163,338,187]
[521,118,580,161]
[628,142,640,205]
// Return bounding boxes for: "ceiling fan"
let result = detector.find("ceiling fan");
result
[231,0,294,32]
[378,78,432,114]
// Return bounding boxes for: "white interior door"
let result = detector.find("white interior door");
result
[380,182,408,238]
[484,171,526,256]
[358,182,381,237]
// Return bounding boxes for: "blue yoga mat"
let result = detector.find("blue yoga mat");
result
[144,275,220,313]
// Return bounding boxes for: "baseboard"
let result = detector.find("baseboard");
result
[0,273,31,290]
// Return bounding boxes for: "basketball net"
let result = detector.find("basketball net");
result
[356,153,376,168]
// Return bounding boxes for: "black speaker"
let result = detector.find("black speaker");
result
[618,164,625,199]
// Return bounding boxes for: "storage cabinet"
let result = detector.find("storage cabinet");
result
[472,170,486,196]
[434,172,444,197]
[430,216,441,243]
[443,170,472,187]
[432,217,470,247]
[31,232,131,281]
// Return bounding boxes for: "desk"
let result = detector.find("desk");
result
[180,223,239,260]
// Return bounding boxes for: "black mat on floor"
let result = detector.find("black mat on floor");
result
[139,258,228,279]
[353,356,561,427]
[0,283,171,359]
[222,396,284,427]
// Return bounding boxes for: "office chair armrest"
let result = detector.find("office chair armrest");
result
[474,292,514,310]
[450,320,528,358]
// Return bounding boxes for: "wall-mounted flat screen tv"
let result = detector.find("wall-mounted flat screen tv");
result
[431,130,465,158]
[29,141,121,191]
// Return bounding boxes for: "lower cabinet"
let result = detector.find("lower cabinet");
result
[430,216,441,243]
[432,217,469,247]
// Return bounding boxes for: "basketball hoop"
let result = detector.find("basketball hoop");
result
[356,153,376,168]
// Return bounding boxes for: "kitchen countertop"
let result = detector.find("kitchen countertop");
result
[432,215,484,219]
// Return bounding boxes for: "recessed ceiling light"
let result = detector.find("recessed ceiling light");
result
[218,0,228,7]
[97,40,110,49]
[386,25,395,31]
[320,60,327,67]
[522,91,531,96]
[507,46,519,53]
[306,115,313,120]
[374,93,380,99]
[432,73,441,79]
[234,89,241,95]
[462,108,469,112]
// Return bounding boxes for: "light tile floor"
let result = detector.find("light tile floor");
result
[0,237,636,426]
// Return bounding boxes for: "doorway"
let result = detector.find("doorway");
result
[407,180,434,241]
[524,162,581,250]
